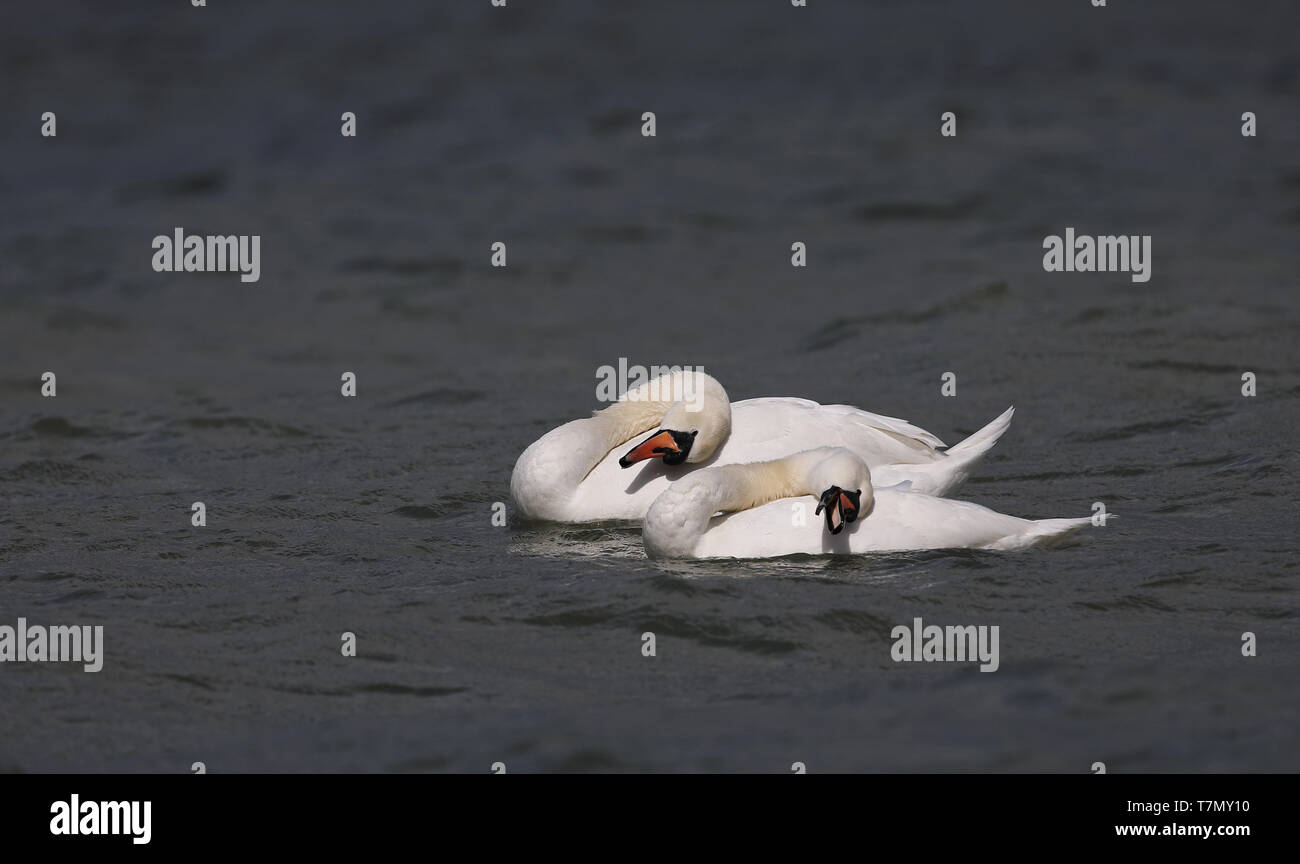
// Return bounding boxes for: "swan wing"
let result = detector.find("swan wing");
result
[720,398,946,466]
[683,489,1087,558]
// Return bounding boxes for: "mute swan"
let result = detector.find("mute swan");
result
[642,447,1093,559]
[510,370,1014,522]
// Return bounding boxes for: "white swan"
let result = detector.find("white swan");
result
[510,369,1014,522]
[643,447,1092,559]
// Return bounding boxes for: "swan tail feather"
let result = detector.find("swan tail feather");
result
[1019,516,1094,548]
[945,405,1015,458]
[901,406,1013,496]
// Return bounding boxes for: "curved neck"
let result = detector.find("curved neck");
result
[593,397,677,450]
[580,370,727,482]
[647,450,830,554]
[558,394,682,487]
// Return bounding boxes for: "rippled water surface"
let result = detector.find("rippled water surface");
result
[1,0,1297,771]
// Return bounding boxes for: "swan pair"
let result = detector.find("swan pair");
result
[510,370,1092,559]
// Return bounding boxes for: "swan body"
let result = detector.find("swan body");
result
[643,447,1092,559]
[510,370,1014,522]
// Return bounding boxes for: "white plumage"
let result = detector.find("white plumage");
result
[510,370,1013,522]
[643,447,1092,560]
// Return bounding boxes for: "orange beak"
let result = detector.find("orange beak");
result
[619,430,682,467]
[839,492,858,523]
[816,486,861,535]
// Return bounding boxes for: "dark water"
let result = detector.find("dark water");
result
[1,1,1297,771]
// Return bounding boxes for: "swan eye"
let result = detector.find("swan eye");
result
[660,430,696,465]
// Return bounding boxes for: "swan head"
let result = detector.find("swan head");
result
[808,449,873,535]
[618,371,731,467]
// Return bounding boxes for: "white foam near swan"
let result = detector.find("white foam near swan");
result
[642,447,1093,559]
[510,369,1015,522]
